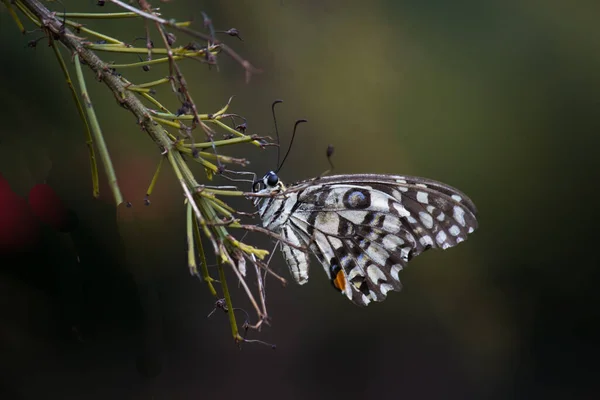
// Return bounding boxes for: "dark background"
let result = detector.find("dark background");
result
[1,0,599,398]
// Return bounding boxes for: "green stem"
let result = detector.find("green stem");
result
[129,77,171,89]
[73,54,123,206]
[193,215,217,296]
[2,0,25,33]
[179,135,262,149]
[50,41,100,198]
[13,0,41,26]
[217,258,243,342]
[202,188,246,196]
[60,12,147,19]
[108,55,185,68]
[65,21,123,44]
[146,156,164,198]
[186,202,198,276]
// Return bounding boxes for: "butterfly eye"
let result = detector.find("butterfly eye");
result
[265,172,279,187]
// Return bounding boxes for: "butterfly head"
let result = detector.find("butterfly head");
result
[252,171,286,194]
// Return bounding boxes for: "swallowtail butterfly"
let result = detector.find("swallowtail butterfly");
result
[252,171,478,306]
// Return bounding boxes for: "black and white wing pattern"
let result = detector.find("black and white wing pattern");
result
[252,172,478,306]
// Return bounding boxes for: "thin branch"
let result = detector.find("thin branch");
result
[108,0,261,82]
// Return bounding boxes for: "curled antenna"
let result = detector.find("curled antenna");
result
[271,99,284,167]
[276,119,307,173]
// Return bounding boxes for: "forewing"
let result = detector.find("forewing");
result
[286,175,478,306]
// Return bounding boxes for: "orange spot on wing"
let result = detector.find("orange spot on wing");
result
[333,270,346,292]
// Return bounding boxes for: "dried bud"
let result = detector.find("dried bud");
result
[166,32,176,46]
[176,102,191,116]
[224,28,243,41]
[235,122,247,133]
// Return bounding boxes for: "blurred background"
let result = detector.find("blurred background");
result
[1,0,599,398]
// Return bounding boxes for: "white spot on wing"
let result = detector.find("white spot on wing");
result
[416,191,429,204]
[329,236,343,249]
[367,265,387,284]
[391,190,403,201]
[437,213,446,222]
[391,264,403,281]
[315,211,341,235]
[453,206,466,227]
[419,235,434,247]
[380,283,394,296]
[436,231,447,245]
[392,203,411,217]
[365,245,389,266]
[400,247,411,262]
[451,194,462,202]
[383,234,404,249]
[382,215,402,233]
[361,294,371,305]
[348,266,362,281]
[419,211,434,229]
[337,210,368,225]
[449,225,460,236]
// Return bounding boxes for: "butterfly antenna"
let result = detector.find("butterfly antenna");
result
[276,119,307,173]
[271,99,284,168]
[320,145,335,177]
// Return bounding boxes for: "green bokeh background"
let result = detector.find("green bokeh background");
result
[1,0,599,398]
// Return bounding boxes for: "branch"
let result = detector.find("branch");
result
[21,0,172,150]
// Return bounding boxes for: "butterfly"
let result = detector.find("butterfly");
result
[251,171,478,306]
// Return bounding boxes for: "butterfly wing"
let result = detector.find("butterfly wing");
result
[283,174,478,306]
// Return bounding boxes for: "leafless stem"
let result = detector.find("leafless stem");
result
[109,0,261,82]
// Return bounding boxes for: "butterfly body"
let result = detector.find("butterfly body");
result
[252,172,478,306]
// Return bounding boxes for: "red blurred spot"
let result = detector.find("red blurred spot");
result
[0,187,40,255]
[28,183,69,232]
[0,173,11,194]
